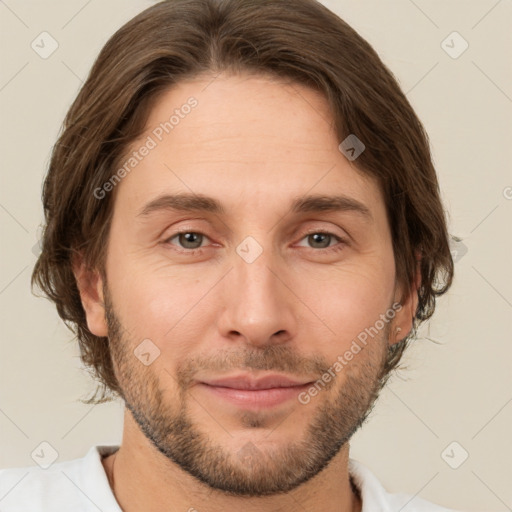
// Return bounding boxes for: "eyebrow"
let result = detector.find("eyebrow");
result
[136,192,372,222]
[137,193,225,217]
[291,194,372,221]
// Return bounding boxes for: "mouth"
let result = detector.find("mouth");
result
[197,373,315,408]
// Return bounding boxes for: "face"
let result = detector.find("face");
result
[81,72,415,496]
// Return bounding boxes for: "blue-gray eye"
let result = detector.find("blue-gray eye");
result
[297,232,342,249]
[307,233,333,248]
[170,232,205,249]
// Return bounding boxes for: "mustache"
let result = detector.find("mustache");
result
[175,345,331,389]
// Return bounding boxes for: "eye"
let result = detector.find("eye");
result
[165,231,209,250]
[296,231,344,250]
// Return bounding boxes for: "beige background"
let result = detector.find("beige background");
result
[1,1,511,510]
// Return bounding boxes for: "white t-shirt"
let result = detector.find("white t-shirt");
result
[0,445,459,511]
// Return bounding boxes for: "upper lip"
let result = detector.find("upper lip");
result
[200,373,314,390]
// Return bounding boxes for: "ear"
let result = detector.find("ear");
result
[72,252,108,337]
[390,250,422,346]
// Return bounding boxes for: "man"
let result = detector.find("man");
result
[0,0,459,510]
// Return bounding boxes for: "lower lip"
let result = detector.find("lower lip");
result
[198,383,312,408]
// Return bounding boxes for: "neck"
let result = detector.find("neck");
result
[101,409,361,512]
[103,442,361,512]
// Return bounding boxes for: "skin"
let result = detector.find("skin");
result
[74,72,419,512]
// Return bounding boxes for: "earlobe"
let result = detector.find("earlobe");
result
[72,253,108,338]
[392,251,422,344]
[391,291,414,345]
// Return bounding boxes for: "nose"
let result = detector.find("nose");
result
[217,244,298,348]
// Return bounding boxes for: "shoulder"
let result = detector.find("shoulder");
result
[0,445,120,512]
[349,458,462,512]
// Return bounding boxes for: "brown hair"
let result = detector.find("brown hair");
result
[31,0,454,404]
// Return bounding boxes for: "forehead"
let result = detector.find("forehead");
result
[112,72,383,218]
[143,72,338,156]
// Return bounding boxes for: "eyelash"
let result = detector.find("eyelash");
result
[163,229,347,255]
[296,230,347,253]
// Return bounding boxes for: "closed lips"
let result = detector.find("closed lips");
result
[200,374,314,390]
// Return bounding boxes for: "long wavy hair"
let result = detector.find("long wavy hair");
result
[31,0,454,404]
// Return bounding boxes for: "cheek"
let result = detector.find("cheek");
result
[293,257,395,347]
[107,254,218,353]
